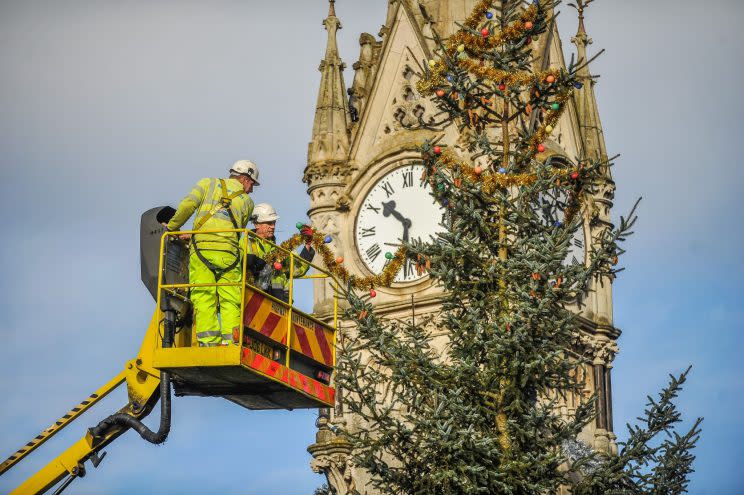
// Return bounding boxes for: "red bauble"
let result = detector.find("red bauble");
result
[537,144,546,153]
[481,28,489,37]
[498,83,506,91]
[546,74,556,84]
[570,171,580,180]
[433,146,442,154]
[473,166,483,175]
[273,262,283,270]
[335,256,344,264]
[524,21,534,29]
[435,89,446,97]
[369,289,377,298]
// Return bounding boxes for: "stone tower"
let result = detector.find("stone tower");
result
[305,2,619,492]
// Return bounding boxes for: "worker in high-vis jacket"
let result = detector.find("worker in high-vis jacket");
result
[246,203,315,302]
[166,160,259,347]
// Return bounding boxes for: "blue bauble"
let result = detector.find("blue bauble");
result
[485,11,493,19]
[498,167,506,174]
[324,235,332,244]
[554,221,563,227]
[574,81,584,89]
[446,74,453,82]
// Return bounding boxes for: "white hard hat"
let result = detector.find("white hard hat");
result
[230,159,260,186]
[252,203,279,223]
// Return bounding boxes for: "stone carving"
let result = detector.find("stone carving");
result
[572,331,619,365]
[309,415,359,495]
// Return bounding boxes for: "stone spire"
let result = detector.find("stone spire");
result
[307,0,350,167]
[571,0,608,164]
[571,0,615,338]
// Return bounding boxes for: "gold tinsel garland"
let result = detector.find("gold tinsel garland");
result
[417,3,540,96]
[261,232,409,291]
[428,147,584,226]
[432,149,581,195]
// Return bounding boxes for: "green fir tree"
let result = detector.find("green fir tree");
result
[334,1,701,494]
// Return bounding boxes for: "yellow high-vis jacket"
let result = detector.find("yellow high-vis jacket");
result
[167,178,254,253]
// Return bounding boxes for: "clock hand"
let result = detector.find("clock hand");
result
[382,201,413,232]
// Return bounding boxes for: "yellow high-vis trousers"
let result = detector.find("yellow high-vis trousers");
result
[189,249,242,346]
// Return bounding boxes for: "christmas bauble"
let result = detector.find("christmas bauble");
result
[545,124,553,133]
[537,144,546,152]
[369,289,377,298]
[574,81,583,89]
[324,235,332,243]
[296,222,305,230]
[525,21,534,29]
[473,166,483,175]
[481,28,489,37]
[428,59,436,68]
[273,262,283,270]
[335,257,344,264]
[546,74,555,84]
[570,171,579,180]
[433,145,442,154]
[436,89,446,97]
[551,103,560,111]
[498,167,506,174]
[498,83,506,91]
[457,44,465,53]
[486,11,493,19]
[385,252,393,260]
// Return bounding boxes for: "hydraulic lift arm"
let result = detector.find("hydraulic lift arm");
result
[0,311,165,495]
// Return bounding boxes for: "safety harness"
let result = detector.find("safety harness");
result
[191,179,244,282]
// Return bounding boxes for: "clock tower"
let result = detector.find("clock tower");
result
[305,2,619,493]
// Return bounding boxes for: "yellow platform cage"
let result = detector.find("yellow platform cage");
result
[154,228,338,410]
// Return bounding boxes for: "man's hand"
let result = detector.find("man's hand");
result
[178,233,192,242]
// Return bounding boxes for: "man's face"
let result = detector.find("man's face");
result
[239,175,255,194]
[254,221,276,239]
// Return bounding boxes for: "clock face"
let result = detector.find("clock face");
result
[355,164,446,283]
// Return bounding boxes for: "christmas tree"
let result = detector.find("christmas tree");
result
[333,1,702,493]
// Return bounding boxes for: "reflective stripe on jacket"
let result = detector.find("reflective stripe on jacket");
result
[167,178,254,252]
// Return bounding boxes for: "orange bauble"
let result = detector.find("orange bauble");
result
[524,21,534,29]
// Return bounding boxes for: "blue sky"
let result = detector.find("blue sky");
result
[0,1,742,494]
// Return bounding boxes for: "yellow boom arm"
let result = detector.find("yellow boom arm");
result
[0,311,163,495]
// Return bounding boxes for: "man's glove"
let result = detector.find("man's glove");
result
[245,254,267,274]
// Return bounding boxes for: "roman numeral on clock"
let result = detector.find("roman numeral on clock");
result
[365,243,382,262]
[381,181,394,197]
[402,170,413,188]
[361,226,376,237]
[366,204,380,214]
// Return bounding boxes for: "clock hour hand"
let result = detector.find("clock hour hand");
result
[382,201,412,230]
